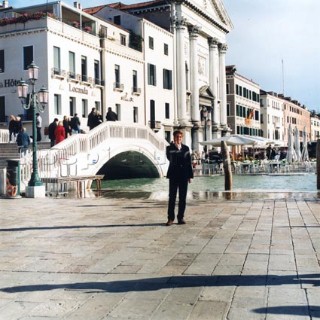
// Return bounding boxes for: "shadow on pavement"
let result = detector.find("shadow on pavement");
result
[253,305,320,317]
[1,274,319,294]
[0,223,165,232]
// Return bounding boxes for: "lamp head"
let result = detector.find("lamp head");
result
[38,86,48,105]
[27,61,39,82]
[17,79,28,99]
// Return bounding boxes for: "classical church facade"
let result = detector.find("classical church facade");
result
[105,0,233,150]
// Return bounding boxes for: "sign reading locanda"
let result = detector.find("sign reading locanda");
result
[69,84,89,95]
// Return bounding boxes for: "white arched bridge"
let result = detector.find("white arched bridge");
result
[18,122,169,193]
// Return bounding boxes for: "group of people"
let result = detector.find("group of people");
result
[87,107,118,130]
[48,113,81,147]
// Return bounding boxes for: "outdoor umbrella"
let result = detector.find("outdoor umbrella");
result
[301,126,309,161]
[200,134,257,147]
[294,126,302,162]
[286,123,297,163]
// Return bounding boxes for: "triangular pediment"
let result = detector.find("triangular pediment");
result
[188,0,233,31]
[200,85,214,100]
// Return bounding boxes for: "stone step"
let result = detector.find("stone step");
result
[0,142,51,170]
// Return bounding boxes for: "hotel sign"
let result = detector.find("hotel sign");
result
[69,84,89,95]
[0,79,20,88]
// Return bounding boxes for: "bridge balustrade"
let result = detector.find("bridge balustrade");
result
[0,129,9,143]
[34,122,167,181]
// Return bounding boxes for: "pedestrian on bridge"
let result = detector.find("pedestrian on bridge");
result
[166,130,193,226]
[48,118,58,147]
[16,127,30,155]
[106,107,118,121]
[54,121,65,145]
[87,108,97,130]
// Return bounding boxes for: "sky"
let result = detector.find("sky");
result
[9,0,320,113]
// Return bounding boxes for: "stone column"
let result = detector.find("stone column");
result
[175,17,188,125]
[189,25,200,124]
[208,37,219,127]
[219,43,228,128]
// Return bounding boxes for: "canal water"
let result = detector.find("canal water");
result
[101,173,317,193]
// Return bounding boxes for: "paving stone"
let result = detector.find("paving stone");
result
[0,194,319,319]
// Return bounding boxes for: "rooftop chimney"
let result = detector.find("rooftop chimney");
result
[73,2,82,10]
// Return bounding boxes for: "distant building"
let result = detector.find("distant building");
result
[226,65,262,137]
[310,113,320,141]
[281,95,311,144]
[260,90,285,145]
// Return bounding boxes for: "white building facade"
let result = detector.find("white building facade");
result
[226,66,262,138]
[0,2,104,132]
[0,0,233,153]
[310,114,320,141]
[260,90,285,145]
[107,0,233,150]
[90,5,175,142]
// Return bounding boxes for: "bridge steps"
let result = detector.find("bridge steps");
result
[0,142,51,169]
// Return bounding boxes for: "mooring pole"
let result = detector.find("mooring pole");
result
[222,141,232,191]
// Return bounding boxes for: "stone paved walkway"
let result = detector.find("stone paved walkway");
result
[0,192,319,319]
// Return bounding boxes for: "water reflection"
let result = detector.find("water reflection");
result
[99,174,318,192]
[89,174,320,201]
[93,189,320,202]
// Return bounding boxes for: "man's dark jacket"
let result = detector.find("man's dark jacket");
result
[166,143,194,181]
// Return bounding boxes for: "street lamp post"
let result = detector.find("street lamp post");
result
[17,61,48,198]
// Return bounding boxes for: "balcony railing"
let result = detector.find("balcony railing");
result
[51,68,66,79]
[148,120,162,130]
[132,87,141,95]
[113,82,124,92]
[94,78,105,86]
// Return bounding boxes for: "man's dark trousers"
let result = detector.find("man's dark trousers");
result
[167,178,188,221]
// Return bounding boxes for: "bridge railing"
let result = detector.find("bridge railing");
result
[0,129,9,143]
[35,122,167,179]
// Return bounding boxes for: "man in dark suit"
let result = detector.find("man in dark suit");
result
[166,130,194,226]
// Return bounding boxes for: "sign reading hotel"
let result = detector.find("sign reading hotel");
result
[0,79,20,88]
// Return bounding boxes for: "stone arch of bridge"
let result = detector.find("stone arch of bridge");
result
[80,142,167,179]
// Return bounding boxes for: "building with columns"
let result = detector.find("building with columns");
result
[105,0,233,150]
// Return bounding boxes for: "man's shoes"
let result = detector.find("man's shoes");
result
[166,220,174,226]
[178,219,186,225]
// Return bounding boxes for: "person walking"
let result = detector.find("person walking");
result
[48,118,58,147]
[8,115,17,142]
[54,121,65,145]
[166,130,193,226]
[93,110,103,128]
[106,107,118,121]
[87,108,96,130]
[36,113,42,141]
[63,115,71,138]
[16,127,30,155]
[70,113,81,134]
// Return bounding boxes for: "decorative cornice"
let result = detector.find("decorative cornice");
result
[182,0,230,33]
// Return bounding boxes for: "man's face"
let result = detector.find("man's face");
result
[174,133,183,144]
